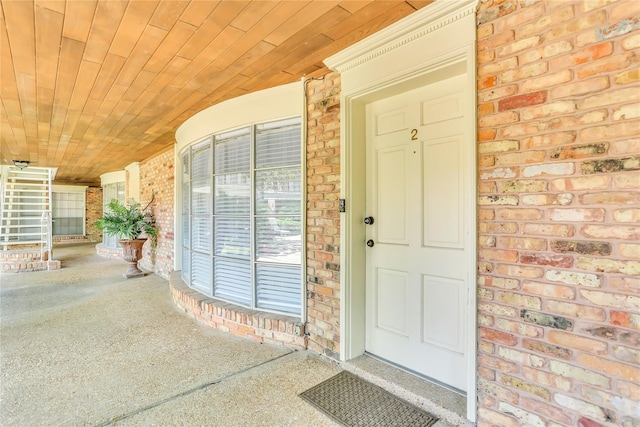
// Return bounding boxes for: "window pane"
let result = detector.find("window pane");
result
[182,151,190,181]
[191,217,211,254]
[215,173,250,215]
[191,252,211,295]
[117,182,125,200]
[256,118,301,168]
[215,128,250,173]
[214,217,250,259]
[256,264,301,316]
[214,258,251,306]
[192,142,211,178]
[182,183,190,215]
[256,168,301,215]
[182,249,191,285]
[183,215,190,247]
[192,178,211,216]
[256,217,301,264]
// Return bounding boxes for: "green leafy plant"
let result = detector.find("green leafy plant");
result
[95,198,158,247]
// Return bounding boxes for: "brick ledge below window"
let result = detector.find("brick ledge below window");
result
[169,272,307,350]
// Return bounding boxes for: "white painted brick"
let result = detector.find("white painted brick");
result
[523,162,574,177]
[545,270,601,287]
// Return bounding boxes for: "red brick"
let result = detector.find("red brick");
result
[479,301,519,318]
[610,311,640,331]
[550,42,613,70]
[522,281,575,299]
[547,300,605,322]
[548,330,608,355]
[577,353,640,382]
[498,237,546,251]
[580,121,640,142]
[479,378,519,404]
[478,102,495,114]
[521,132,576,149]
[521,70,573,92]
[521,397,573,425]
[479,353,519,373]
[495,2,545,30]
[499,62,547,84]
[551,76,611,99]
[580,191,640,205]
[615,68,640,85]
[478,408,519,427]
[478,29,514,51]
[611,0,640,21]
[478,58,519,77]
[495,291,541,309]
[522,223,574,237]
[578,87,640,110]
[478,50,495,65]
[479,111,519,127]
[519,6,575,37]
[478,128,497,141]
[478,22,494,39]
[496,264,544,279]
[479,221,518,234]
[582,225,640,240]
[500,375,550,401]
[546,10,607,41]
[480,327,518,346]
[498,36,542,56]
[496,208,542,220]
[522,338,572,360]
[478,75,497,90]
[498,91,547,111]
[578,417,604,427]
[520,253,573,268]
[495,150,545,166]
[577,53,631,79]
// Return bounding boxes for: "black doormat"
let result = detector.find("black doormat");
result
[299,371,439,427]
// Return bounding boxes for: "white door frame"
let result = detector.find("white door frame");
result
[325,0,478,421]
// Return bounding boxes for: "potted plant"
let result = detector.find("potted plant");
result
[95,197,158,278]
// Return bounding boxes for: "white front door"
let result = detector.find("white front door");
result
[365,74,470,391]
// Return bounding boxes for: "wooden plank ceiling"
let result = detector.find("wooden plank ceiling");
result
[0,0,432,185]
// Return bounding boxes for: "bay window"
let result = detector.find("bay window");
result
[181,117,302,316]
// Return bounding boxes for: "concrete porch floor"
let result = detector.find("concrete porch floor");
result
[1,243,467,426]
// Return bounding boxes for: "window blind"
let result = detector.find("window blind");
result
[181,118,302,317]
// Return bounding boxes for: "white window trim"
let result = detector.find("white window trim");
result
[51,185,88,236]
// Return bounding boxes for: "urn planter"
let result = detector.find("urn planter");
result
[119,238,147,278]
[95,197,158,279]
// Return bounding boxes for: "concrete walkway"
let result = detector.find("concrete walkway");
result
[1,243,341,426]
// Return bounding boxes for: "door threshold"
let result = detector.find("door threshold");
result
[342,353,472,427]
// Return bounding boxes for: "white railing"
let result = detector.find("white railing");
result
[0,166,53,265]
[0,166,6,248]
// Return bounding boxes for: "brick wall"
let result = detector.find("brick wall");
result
[139,147,175,279]
[476,1,639,426]
[305,73,342,360]
[85,187,102,242]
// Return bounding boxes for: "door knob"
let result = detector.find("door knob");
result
[366,239,375,247]
[364,216,374,225]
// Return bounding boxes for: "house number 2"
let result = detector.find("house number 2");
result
[411,129,418,140]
